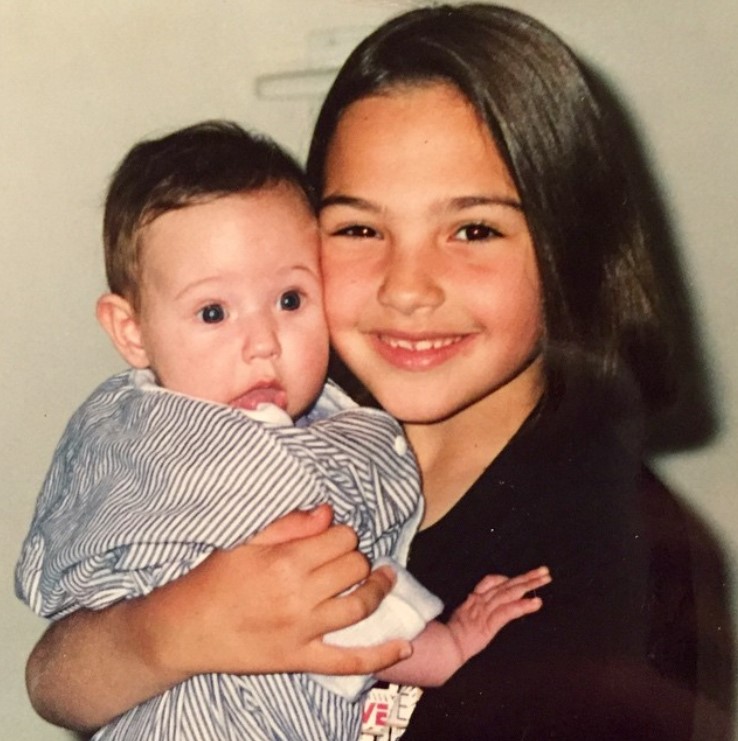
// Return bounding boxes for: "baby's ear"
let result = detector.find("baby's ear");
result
[96,293,150,368]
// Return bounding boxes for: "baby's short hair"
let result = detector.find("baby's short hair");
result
[103,120,312,309]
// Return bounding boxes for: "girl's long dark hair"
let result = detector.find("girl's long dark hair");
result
[308,3,674,410]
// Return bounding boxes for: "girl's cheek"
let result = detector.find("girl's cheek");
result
[321,273,339,320]
[322,264,358,324]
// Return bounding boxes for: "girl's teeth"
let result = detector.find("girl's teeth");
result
[384,336,459,351]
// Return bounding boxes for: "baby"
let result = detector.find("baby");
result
[16,121,549,740]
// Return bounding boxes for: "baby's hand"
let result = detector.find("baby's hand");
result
[448,566,551,662]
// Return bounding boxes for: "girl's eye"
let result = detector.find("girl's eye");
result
[332,224,378,238]
[454,223,501,242]
[279,290,302,311]
[198,304,226,323]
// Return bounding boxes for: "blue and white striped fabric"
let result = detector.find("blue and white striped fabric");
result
[16,369,442,741]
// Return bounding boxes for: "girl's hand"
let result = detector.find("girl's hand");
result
[142,504,408,678]
[26,505,407,732]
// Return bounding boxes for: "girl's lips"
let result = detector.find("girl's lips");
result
[371,332,471,370]
[230,383,287,411]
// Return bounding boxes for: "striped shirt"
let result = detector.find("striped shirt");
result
[16,369,441,740]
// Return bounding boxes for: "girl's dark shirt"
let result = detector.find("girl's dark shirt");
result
[401,373,698,740]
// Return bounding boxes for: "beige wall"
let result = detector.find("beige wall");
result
[2,1,736,738]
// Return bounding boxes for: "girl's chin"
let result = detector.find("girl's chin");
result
[370,389,463,425]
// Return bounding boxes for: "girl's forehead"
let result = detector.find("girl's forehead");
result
[324,83,517,203]
[340,82,475,130]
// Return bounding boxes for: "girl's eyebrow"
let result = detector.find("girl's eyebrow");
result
[319,194,380,213]
[319,193,522,213]
[448,195,523,211]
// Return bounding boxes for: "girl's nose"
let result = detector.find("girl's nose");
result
[377,246,445,315]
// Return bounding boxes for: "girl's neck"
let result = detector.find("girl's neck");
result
[405,358,545,529]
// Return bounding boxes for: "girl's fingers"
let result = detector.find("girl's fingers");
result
[280,522,361,574]
[249,504,334,546]
[311,562,395,636]
[304,638,412,677]
[307,547,373,604]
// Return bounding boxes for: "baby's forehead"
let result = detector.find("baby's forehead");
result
[145,186,314,235]
[140,186,320,278]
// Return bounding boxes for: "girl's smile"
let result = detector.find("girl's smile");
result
[371,331,474,372]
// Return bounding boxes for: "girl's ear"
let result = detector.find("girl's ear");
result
[96,293,150,368]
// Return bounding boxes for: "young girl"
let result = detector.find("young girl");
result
[307,6,697,738]
[25,4,697,739]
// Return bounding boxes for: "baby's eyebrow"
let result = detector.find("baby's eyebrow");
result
[280,264,322,283]
[173,276,220,302]
[285,264,319,276]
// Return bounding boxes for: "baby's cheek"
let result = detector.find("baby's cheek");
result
[301,321,330,378]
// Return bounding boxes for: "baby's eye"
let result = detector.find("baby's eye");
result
[332,224,379,238]
[279,290,302,311]
[198,304,226,323]
[454,223,501,242]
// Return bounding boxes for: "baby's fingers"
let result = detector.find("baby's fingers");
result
[507,566,552,592]
[488,595,544,626]
[472,574,508,593]
[478,582,547,614]
[473,566,551,596]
